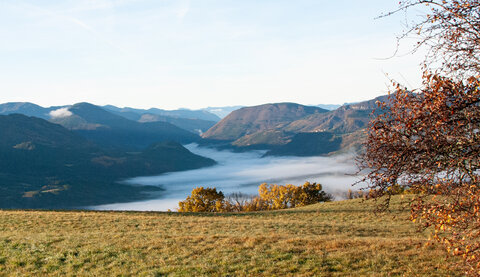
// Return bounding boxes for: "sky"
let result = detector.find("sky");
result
[0,0,426,109]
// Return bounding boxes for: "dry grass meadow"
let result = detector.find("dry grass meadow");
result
[0,196,459,276]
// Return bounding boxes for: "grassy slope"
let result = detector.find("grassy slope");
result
[0,197,458,276]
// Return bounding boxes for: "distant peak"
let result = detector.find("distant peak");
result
[72,102,96,107]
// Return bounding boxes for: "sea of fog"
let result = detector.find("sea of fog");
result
[92,143,365,211]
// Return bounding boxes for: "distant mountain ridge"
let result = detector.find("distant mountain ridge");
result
[49,103,201,150]
[203,103,328,143]
[137,113,215,135]
[0,102,219,134]
[0,102,61,119]
[315,104,341,110]
[0,96,389,157]
[103,105,221,122]
[202,96,389,156]
[0,114,215,209]
[285,95,388,134]
[201,106,244,119]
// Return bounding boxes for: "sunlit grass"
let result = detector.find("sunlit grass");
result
[0,196,458,276]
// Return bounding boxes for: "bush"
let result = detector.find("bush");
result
[178,182,331,212]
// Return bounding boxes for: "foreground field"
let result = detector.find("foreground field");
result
[0,197,458,276]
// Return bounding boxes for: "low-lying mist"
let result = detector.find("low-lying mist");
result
[93,144,366,211]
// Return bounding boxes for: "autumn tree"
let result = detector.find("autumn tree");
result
[258,183,299,210]
[257,182,331,210]
[178,187,226,212]
[359,0,480,274]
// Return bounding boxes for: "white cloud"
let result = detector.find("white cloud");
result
[49,107,73,118]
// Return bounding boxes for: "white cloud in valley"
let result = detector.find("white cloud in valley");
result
[49,107,73,118]
[93,144,367,211]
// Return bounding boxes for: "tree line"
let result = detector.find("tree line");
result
[178,182,332,213]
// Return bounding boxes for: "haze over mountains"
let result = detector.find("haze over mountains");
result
[0,95,387,209]
[102,105,221,122]
[202,106,245,119]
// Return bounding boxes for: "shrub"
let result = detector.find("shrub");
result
[178,187,226,212]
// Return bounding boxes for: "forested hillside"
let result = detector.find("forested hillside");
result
[0,114,215,209]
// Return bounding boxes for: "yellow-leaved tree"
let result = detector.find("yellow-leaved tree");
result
[178,187,226,212]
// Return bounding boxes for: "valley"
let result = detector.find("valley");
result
[92,143,361,211]
[0,96,383,210]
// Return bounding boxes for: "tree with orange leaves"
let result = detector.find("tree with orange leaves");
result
[360,1,480,274]
[359,74,480,274]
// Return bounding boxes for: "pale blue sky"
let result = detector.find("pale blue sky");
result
[0,0,425,109]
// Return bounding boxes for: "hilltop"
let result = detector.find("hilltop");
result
[202,96,389,155]
[203,103,328,142]
[0,196,458,276]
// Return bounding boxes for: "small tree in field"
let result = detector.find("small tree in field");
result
[298,182,332,206]
[360,0,480,274]
[178,187,226,212]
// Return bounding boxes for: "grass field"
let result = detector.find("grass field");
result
[0,196,459,276]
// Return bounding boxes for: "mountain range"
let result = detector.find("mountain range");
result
[0,105,216,208]
[0,102,219,134]
[50,103,201,150]
[103,105,220,122]
[0,95,388,208]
